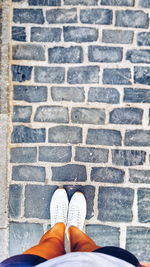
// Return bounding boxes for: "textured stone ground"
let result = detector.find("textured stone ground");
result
[1,0,150,262]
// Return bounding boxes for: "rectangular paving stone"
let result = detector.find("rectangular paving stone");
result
[12,44,45,61]
[12,165,45,182]
[125,130,150,146]
[126,49,150,64]
[75,147,108,163]
[12,106,32,122]
[52,164,87,182]
[129,169,150,184]
[9,184,22,218]
[25,185,57,219]
[98,187,134,222]
[138,188,150,223]
[64,26,98,43]
[102,30,134,44]
[103,68,131,85]
[126,227,150,261]
[13,85,47,103]
[12,65,33,82]
[134,66,150,85]
[124,88,150,103]
[80,9,112,25]
[11,126,45,143]
[88,87,120,104]
[110,108,143,125]
[12,26,26,42]
[137,32,150,46]
[51,87,85,102]
[112,149,146,166]
[28,0,61,5]
[139,0,150,8]
[71,107,105,124]
[115,10,149,29]
[48,126,82,144]
[10,147,37,163]
[91,167,124,183]
[31,27,62,42]
[13,9,44,24]
[86,225,120,247]
[87,129,122,146]
[88,46,122,63]
[34,106,69,123]
[34,67,65,84]
[67,66,100,84]
[46,8,77,24]
[64,185,95,219]
[101,0,134,5]
[39,146,72,162]
[64,0,98,4]
[48,46,83,64]
[9,222,44,256]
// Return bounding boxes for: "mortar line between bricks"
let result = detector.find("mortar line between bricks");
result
[120,225,126,249]
[132,188,138,224]
[21,185,25,218]
[93,186,99,220]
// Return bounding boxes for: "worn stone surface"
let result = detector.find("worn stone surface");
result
[51,87,85,102]
[102,30,134,44]
[12,26,26,42]
[89,46,122,62]
[126,49,150,64]
[115,10,149,28]
[88,87,120,104]
[137,32,150,46]
[12,106,32,122]
[13,9,44,24]
[11,126,46,143]
[35,67,65,84]
[64,0,97,4]
[12,65,33,82]
[48,46,83,63]
[75,147,108,163]
[13,85,47,103]
[64,27,98,43]
[52,164,87,182]
[68,66,100,84]
[134,66,150,85]
[46,8,77,24]
[28,0,61,5]
[48,126,82,144]
[129,169,150,184]
[138,188,150,223]
[9,184,22,218]
[125,130,150,146]
[87,129,122,146]
[39,146,72,162]
[101,0,134,6]
[12,44,45,61]
[124,88,150,103]
[91,167,124,183]
[34,106,69,123]
[103,68,131,85]
[31,27,62,42]
[112,150,146,166]
[80,9,112,25]
[12,165,45,182]
[110,108,143,125]
[10,147,37,163]
[71,107,105,124]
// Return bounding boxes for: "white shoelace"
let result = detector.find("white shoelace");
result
[68,206,82,229]
[54,203,67,224]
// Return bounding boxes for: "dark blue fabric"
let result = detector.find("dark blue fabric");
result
[0,254,46,267]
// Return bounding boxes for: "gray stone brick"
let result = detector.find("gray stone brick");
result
[88,87,120,104]
[34,106,69,123]
[12,65,33,82]
[64,0,97,4]
[126,227,150,261]
[110,108,143,125]
[11,126,45,143]
[126,49,150,63]
[67,66,99,84]
[134,66,150,85]
[102,30,134,44]
[98,187,134,222]
[125,130,150,146]
[86,225,120,247]
[87,129,122,146]
[89,46,122,63]
[34,67,65,84]
[10,147,37,163]
[12,27,26,42]
[51,87,85,102]
[138,188,150,223]
[91,167,124,183]
[48,46,83,64]
[12,165,45,182]
[64,26,98,43]
[75,147,108,163]
[12,45,45,61]
[31,27,62,42]
[64,185,95,219]
[71,107,105,124]
[48,126,82,144]
[116,10,149,28]
[9,185,22,218]
[103,68,131,85]
[124,88,150,103]
[101,0,134,5]
[80,9,112,25]
[112,149,146,166]
[29,0,61,5]
[46,8,77,24]
[25,185,57,219]
[13,85,47,103]
[139,0,150,8]
[137,32,150,46]
[12,106,32,122]
[39,146,72,162]
[129,169,150,184]
[52,164,87,182]
[9,222,44,256]
[13,9,44,24]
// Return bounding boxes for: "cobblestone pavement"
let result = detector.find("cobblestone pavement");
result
[1,0,150,262]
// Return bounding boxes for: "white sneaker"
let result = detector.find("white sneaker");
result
[67,192,87,231]
[50,188,69,227]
